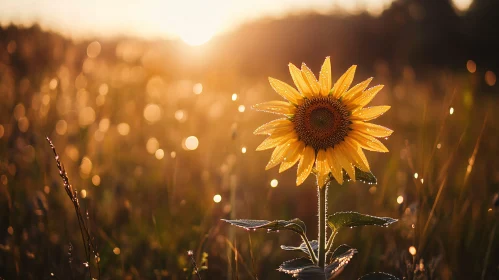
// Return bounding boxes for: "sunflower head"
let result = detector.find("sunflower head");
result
[254,57,392,187]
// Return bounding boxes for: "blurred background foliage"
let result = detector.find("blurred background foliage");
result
[0,0,498,279]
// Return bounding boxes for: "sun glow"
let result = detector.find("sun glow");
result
[0,1,396,42]
[179,29,215,46]
[163,1,223,46]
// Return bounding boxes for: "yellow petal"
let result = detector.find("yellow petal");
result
[316,149,330,188]
[301,63,320,96]
[351,106,390,121]
[268,77,303,105]
[349,131,389,153]
[253,118,293,135]
[331,65,357,99]
[326,147,343,185]
[296,146,315,186]
[319,57,332,96]
[256,131,296,151]
[279,141,305,173]
[342,77,373,103]
[342,138,370,172]
[266,140,295,170]
[289,63,313,99]
[335,144,356,181]
[347,85,384,109]
[253,101,296,115]
[350,121,393,138]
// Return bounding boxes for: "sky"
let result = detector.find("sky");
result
[0,0,395,45]
[0,0,472,45]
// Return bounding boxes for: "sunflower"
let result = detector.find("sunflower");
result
[254,57,392,187]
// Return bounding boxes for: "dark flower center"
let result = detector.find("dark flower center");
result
[293,97,350,150]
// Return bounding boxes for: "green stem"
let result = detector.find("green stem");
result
[301,234,317,264]
[325,230,337,254]
[318,185,327,268]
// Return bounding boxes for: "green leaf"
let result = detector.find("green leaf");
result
[343,167,377,185]
[326,245,357,278]
[281,240,318,257]
[358,272,399,280]
[222,218,306,235]
[278,258,315,275]
[327,211,397,232]
[291,266,325,279]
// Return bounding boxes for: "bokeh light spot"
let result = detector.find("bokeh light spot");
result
[155,149,165,160]
[65,145,80,162]
[49,78,58,90]
[466,60,476,73]
[174,110,187,123]
[270,179,278,188]
[55,120,67,135]
[146,138,159,154]
[92,175,101,186]
[451,0,473,12]
[485,71,496,86]
[1,175,8,185]
[241,147,247,154]
[449,107,454,115]
[113,247,121,255]
[99,118,110,132]
[193,83,203,94]
[80,157,93,175]
[117,123,130,136]
[14,103,25,120]
[238,105,246,113]
[231,93,238,101]
[18,117,29,132]
[213,194,222,203]
[409,246,417,256]
[184,136,199,151]
[79,107,96,127]
[81,189,87,198]
[397,195,404,204]
[143,104,161,123]
[87,41,102,58]
[99,84,109,95]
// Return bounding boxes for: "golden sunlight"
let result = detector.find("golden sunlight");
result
[452,0,473,12]
[179,28,215,46]
[0,0,396,41]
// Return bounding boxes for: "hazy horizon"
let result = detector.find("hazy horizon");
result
[0,0,397,45]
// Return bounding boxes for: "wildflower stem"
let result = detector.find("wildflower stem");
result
[325,230,337,254]
[318,184,327,268]
[301,234,317,264]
